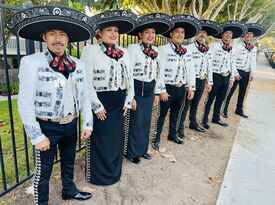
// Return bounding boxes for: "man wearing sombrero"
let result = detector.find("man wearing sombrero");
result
[7,6,98,204]
[152,14,200,150]
[202,20,246,129]
[178,20,222,136]
[223,23,265,118]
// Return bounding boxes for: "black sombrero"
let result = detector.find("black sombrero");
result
[7,6,99,42]
[214,20,246,39]
[94,10,138,34]
[200,20,222,36]
[246,23,266,37]
[162,14,201,39]
[128,13,173,36]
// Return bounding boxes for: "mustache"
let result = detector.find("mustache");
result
[52,43,64,46]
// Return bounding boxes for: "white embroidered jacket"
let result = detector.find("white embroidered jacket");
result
[81,44,134,113]
[234,42,257,77]
[188,42,213,85]
[127,44,165,94]
[18,51,93,145]
[210,41,238,81]
[158,43,196,91]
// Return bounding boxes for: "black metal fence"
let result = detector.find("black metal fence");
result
[0,3,168,198]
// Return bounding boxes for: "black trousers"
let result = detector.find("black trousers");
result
[34,118,79,205]
[153,84,186,143]
[223,70,250,114]
[203,73,230,123]
[178,79,206,134]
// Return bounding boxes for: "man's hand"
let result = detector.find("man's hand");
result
[228,80,234,89]
[132,98,137,111]
[187,90,194,100]
[153,95,159,106]
[35,138,50,151]
[235,75,241,81]
[206,84,212,93]
[96,109,107,121]
[160,92,170,102]
[81,129,92,140]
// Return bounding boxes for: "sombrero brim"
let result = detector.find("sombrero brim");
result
[162,22,199,39]
[7,6,97,42]
[17,20,91,42]
[98,20,136,34]
[215,26,245,39]
[247,26,265,37]
[128,21,171,36]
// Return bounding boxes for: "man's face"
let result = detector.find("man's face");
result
[43,29,69,56]
[196,30,208,43]
[222,30,233,42]
[243,32,254,43]
[170,27,185,45]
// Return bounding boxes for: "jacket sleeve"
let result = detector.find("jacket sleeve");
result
[206,48,213,85]
[18,56,46,145]
[186,48,196,91]
[80,62,94,131]
[250,47,257,77]
[122,48,135,109]
[80,46,105,113]
[156,46,166,93]
[230,46,238,81]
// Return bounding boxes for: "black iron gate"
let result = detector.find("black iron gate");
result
[0,3,168,198]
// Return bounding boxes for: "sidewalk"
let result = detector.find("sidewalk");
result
[216,52,275,205]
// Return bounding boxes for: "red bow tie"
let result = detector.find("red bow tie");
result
[142,44,158,60]
[175,45,187,56]
[196,41,209,53]
[245,42,254,52]
[102,43,124,61]
[222,42,232,52]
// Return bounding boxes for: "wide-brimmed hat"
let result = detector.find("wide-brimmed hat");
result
[162,14,201,39]
[246,23,266,37]
[199,20,222,36]
[7,6,99,42]
[128,13,173,36]
[94,10,138,34]
[214,20,246,39]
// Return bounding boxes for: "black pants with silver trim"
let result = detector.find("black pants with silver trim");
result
[223,69,250,114]
[34,118,79,205]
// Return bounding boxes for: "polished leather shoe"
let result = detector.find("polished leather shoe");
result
[168,137,183,144]
[152,142,160,150]
[177,132,185,139]
[202,122,210,129]
[62,192,92,201]
[235,111,248,118]
[222,113,228,118]
[189,126,205,132]
[212,119,228,126]
[129,157,140,164]
[142,153,152,160]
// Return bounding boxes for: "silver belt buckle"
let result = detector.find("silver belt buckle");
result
[60,115,75,124]
[176,82,183,87]
[222,72,230,77]
[200,75,206,80]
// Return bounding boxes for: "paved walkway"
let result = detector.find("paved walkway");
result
[216,53,275,205]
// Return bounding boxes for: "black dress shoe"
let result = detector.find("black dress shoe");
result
[177,132,185,139]
[222,113,228,118]
[142,153,152,160]
[152,142,160,150]
[189,126,205,132]
[168,137,183,144]
[235,111,248,118]
[202,122,210,129]
[129,157,140,164]
[62,192,92,201]
[212,119,228,126]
